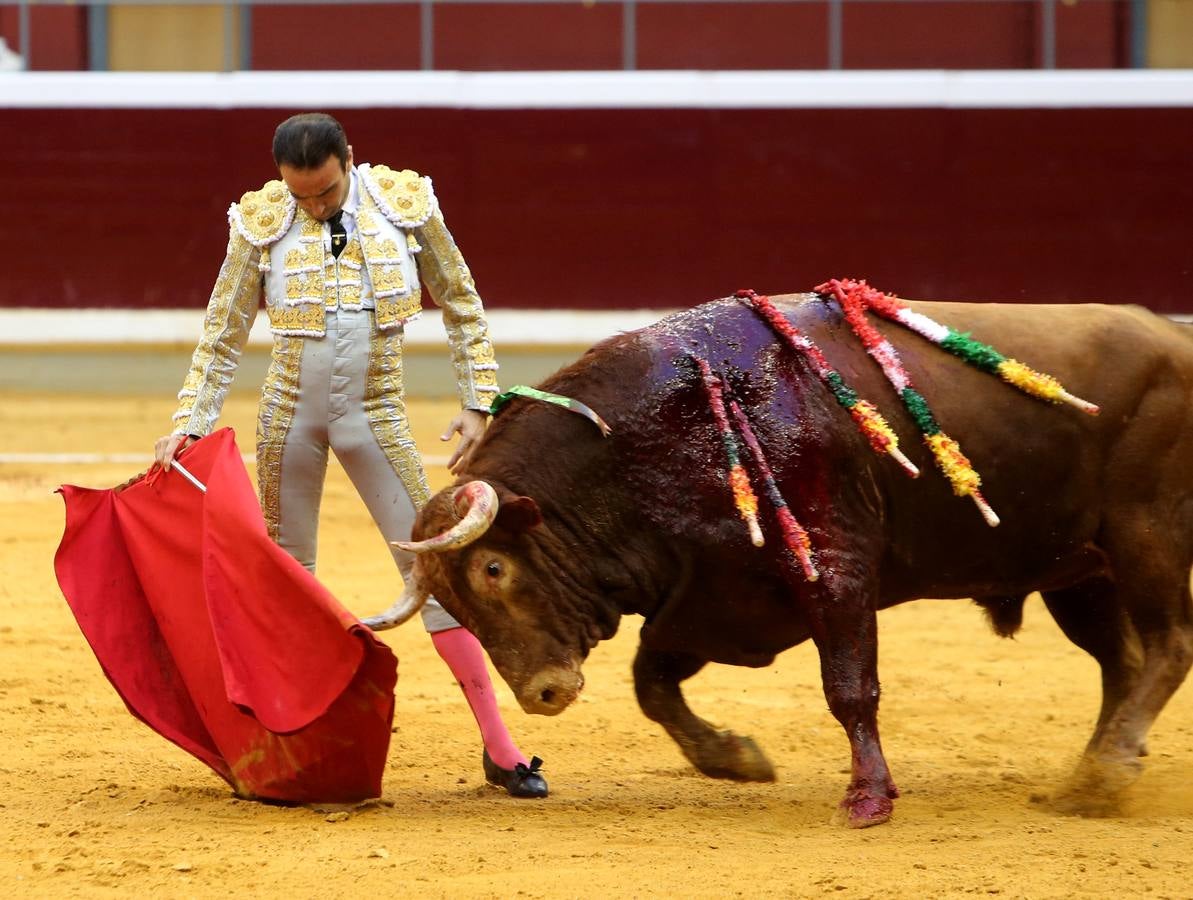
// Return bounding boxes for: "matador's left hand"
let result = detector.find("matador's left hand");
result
[441,409,489,475]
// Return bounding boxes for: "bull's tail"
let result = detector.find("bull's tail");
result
[972,594,1028,638]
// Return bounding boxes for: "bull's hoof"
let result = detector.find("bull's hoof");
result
[1050,754,1139,818]
[1051,788,1124,818]
[688,732,776,782]
[835,791,895,828]
[482,750,549,799]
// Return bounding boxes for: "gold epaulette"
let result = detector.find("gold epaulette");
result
[228,179,296,247]
[360,163,435,228]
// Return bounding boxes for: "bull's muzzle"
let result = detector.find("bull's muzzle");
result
[517,662,585,716]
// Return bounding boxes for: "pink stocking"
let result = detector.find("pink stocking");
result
[431,627,527,770]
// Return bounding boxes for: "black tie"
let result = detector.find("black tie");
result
[328,210,347,259]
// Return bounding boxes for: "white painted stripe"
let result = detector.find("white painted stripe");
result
[0,308,671,347]
[5,308,1190,347]
[0,452,454,467]
[2,71,1192,110]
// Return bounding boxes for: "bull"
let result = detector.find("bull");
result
[370,293,1193,827]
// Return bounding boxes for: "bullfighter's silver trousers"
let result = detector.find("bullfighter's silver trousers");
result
[260,307,459,633]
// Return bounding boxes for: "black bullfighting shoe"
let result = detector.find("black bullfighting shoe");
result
[482,750,548,799]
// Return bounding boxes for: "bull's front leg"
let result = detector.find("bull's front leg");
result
[633,645,776,782]
[806,594,898,828]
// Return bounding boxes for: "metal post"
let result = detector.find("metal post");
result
[1040,0,1056,69]
[88,2,108,71]
[18,0,31,71]
[240,2,253,71]
[828,0,843,70]
[1130,0,1148,69]
[222,1,236,73]
[622,0,637,71]
[420,0,434,71]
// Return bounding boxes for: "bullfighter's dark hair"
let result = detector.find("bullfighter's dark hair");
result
[272,113,349,170]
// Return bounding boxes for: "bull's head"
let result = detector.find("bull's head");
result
[389,480,587,717]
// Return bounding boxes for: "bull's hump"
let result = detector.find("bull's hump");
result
[647,292,819,339]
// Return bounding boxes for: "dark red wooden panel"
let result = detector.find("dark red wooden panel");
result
[0,9,14,54]
[0,106,1189,312]
[0,2,1133,73]
[843,2,1036,69]
[840,0,1128,70]
[250,4,421,70]
[1056,0,1129,68]
[636,2,830,69]
[0,5,87,70]
[433,2,622,70]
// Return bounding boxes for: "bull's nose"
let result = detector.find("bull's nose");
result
[519,665,584,716]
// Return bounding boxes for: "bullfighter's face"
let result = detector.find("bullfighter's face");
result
[279,146,353,222]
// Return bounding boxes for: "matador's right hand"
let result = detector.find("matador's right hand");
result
[154,433,196,471]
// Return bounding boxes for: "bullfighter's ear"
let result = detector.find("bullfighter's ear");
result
[495,495,542,533]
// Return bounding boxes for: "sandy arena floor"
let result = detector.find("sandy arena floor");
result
[2,389,1192,898]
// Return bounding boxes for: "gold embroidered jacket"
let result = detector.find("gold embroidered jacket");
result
[171,164,500,437]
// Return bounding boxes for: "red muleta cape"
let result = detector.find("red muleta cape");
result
[54,428,397,804]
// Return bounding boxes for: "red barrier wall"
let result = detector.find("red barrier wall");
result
[247,1,1127,71]
[0,1,1130,72]
[251,5,423,70]
[637,4,831,69]
[2,105,1189,312]
[841,1,1126,68]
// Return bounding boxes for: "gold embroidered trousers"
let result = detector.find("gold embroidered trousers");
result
[256,307,459,633]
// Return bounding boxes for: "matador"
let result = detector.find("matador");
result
[155,112,547,798]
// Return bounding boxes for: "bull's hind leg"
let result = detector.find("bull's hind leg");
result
[632,645,776,782]
[1041,579,1142,757]
[1054,533,1193,816]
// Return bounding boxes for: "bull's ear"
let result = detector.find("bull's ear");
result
[495,495,542,533]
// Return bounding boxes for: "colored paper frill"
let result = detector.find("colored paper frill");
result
[54,428,398,804]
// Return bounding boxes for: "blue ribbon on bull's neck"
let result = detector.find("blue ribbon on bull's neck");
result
[489,386,612,437]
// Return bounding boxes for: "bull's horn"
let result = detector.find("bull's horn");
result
[391,480,499,554]
[361,583,428,631]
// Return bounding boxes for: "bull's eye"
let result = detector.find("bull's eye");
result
[468,555,509,598]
